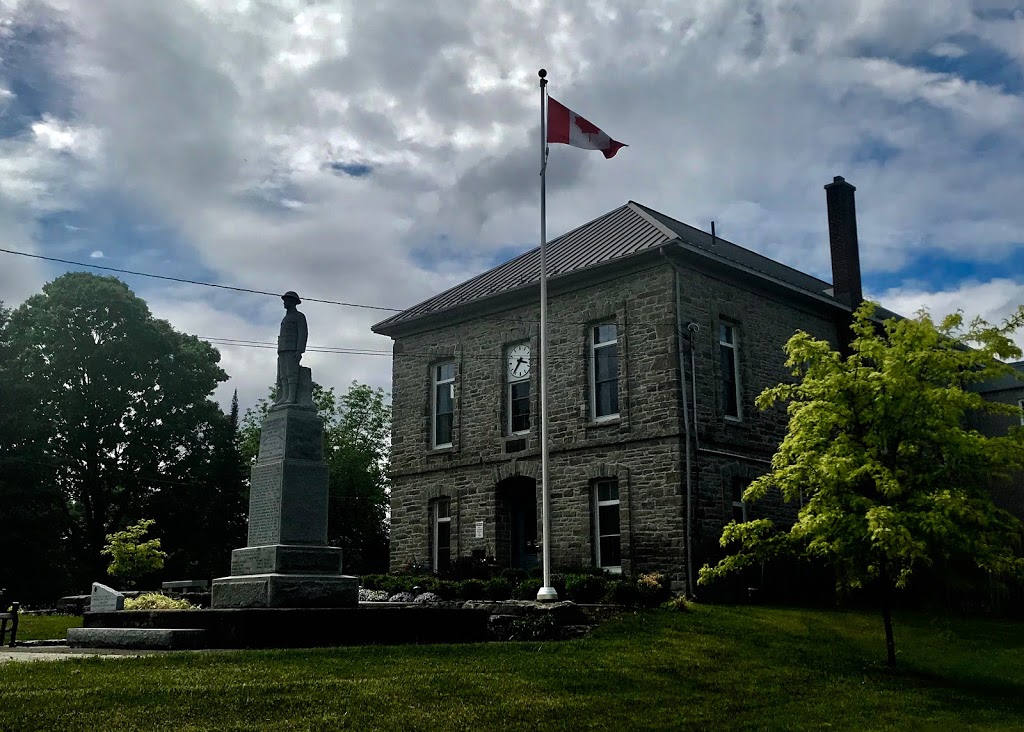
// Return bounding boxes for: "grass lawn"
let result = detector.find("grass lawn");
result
[2,605,1022,731]
[9,614,82,641]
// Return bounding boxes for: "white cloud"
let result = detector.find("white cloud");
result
[1,0,1022,413]
[930,41,967,58]
[875,278,1024,352]
[31,115,101,157]
[89,249,103,258]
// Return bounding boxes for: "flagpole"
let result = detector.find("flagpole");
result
[537,68,557,602]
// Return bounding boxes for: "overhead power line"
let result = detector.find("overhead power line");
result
[0,246,686,327]
[0,247,403,312]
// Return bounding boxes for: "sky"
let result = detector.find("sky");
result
[1,0,1023,415]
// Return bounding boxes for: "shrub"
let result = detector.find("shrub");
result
[458,579,487,601]
[497,568,528,584]
[636,573,671,607]
[359,574,388,591]
[605,580,641,606]
[430,580,454,600]
[123,593,195,611]
[661,595,691,612]
[484,577,513,601]
[388,592,415,603]
[563,574,608,603]
[512,579,543,600]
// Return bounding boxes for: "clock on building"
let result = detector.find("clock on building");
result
[506,343,531,379]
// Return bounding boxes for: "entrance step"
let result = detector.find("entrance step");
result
[67,628,207,650]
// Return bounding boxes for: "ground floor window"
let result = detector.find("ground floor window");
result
[433,497,451,573]
[594,479,621,572]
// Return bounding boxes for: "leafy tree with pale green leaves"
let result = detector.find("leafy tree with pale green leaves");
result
[699,302,1024,667]
[241,381,391,573]
[102,518,167,588]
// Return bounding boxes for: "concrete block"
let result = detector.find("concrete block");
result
[67,627,207,650]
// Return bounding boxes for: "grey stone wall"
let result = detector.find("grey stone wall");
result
[968,370,1024,520]
[386,257,845,587]
[671,265,842,567]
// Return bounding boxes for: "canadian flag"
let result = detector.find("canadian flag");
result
[546,97,626,159]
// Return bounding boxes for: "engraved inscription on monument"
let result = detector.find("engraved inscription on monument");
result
[248,463,283,546]
[258,418,287,461]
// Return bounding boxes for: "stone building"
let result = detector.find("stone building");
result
[372,176,889,592]
[969,362,1024,519]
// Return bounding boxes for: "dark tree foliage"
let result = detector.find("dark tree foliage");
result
[241,381,391,573]
[1,274,246,595]
[0,303,72,602]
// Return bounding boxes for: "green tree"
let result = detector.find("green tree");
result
[0,303,72,602]
[102,518,167,588]
[240,381,391,572]
[699,303,1024,666]
[2,273,235,588]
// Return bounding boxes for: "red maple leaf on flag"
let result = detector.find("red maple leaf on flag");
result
[573,114,601,136]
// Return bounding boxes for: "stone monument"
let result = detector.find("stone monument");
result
[212,291,358,608]
[90,583,125,612]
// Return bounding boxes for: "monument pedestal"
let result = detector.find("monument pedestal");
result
[213,393,358,609]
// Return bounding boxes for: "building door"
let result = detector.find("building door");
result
[497,477,538,570]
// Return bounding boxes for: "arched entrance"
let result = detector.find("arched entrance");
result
[496,476,538,570]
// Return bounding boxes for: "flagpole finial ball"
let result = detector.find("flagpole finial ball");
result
[538,68,547,79]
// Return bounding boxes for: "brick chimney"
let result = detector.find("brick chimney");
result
[824,175,863,308]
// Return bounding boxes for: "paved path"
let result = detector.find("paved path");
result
[0,646,162,663]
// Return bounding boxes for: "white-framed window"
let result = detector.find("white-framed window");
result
[731,477,749,523]
[1019,399,1024,427]
[591,324,619,420]
[719,323,741,420]
[508,380,530,435]
[594,479,621,572]
[432,362,455,448]
[433,497,451,573]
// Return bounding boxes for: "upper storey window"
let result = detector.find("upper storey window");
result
[432,362,455,448]
[591,324,619,420]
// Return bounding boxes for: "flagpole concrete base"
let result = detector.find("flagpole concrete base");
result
[536,586,559,602]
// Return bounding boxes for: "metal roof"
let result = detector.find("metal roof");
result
[372,200,853,334]
[631,203,834,295]
[373,202,673,331]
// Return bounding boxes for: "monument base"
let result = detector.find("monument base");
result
[230,544,343,575]
[211,573,359,609]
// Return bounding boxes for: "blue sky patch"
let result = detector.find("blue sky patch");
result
[866,245,1024,294]
[912,35,1024,95]
[327,161,373,177]
[0,18,74,138]
[29,192,271,321]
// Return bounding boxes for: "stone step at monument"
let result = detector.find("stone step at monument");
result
[67,627,207,650]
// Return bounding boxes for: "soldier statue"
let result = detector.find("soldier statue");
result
[274,291,308,406]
